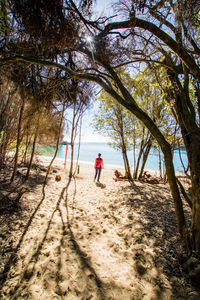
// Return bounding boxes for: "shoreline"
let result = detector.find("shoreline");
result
[36,142,188,174]
[35,155,184,176]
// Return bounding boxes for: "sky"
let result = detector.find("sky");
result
[81,100,109,143]
[94,0,112,15]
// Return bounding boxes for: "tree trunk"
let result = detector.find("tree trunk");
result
[23,131,31,165]
[158,148,162,179]
[138,136,152,179]
[134,136,145,179]
[163,147,190,247]
[176,177,192,209]
[99,61,190,249]
[184,131,200,251]
[121,134,132,179]
[133,137,136,176]
[69,142,74,178]
[168,70,200,252]
[25,117,40,180]
[122,149,131,178]
[178,142,189,177]
[68,101,85,178]
[73,116,82,176]
[11,97,25,182]
[45,103,65,184]
[69,111,76,179]
[0,97,12,167]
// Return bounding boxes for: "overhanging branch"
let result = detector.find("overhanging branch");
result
[98,17,200,81]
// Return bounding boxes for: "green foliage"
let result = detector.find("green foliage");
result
[0,0,11,35]
[0,130,4,143]
[93,66,181,153]
[93,89,135,151]
[133,66,182,146]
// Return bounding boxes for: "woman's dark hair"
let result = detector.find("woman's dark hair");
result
[98,153,101,157]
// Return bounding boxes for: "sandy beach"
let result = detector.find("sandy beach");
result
[0,157,199,299]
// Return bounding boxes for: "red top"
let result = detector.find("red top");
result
[95,157,103,168]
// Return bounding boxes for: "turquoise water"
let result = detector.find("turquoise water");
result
[54,142,188,173]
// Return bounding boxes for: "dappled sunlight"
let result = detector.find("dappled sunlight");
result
[0,162,198,299]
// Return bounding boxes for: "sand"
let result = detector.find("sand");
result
[0,158,199,299]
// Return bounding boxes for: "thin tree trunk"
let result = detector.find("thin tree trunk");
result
[23,131,31,165]
[178,141,190,177]
[1,123,10,166]
[134,138,145,179]
[25,117,40,180]
[11,97,25,182]
[69,143,74,178]
[0,99,12,166]
[158,148,162,179]
[138,136,152,179]
[45,103,65,184]
[133,137,136,176]
[69,110,76,179]
[122,150,131,178]
[121,135,132,179]
[73,116,82,176]
[68,102,85,178]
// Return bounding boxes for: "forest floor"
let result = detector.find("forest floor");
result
[0,158,200,300]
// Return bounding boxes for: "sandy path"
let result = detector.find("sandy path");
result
[0,162,198,299]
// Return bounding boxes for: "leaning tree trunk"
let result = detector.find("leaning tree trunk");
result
[11,97,25,182]
[100,61,190,250]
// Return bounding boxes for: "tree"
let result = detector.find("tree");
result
[93,90,134,178]
[66,79,92,178]
[2,0,200,252]
[44,102,65,184]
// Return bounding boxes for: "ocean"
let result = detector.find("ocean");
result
[46,142,188,174]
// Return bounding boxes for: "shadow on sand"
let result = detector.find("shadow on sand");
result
[95,182,106,189]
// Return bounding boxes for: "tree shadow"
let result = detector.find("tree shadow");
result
[0,184,47,288]
[120,182,198,297]
[4,178,72,299]
[63,179,106,299]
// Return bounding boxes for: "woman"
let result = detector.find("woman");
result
[94,153,104,182]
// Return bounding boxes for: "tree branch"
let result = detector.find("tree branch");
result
[98,17,200,81]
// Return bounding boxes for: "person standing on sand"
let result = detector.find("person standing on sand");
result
[94,153,104,182]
